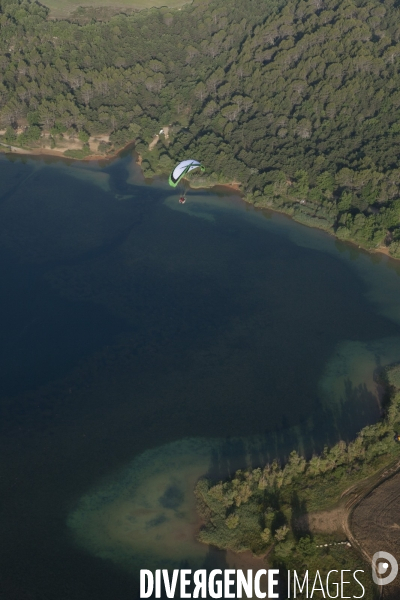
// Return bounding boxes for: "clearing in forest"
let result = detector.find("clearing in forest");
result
[43,0,192,19]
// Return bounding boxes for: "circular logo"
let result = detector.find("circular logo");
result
[372,552,398,586]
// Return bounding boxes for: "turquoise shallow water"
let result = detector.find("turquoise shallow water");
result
[1,153,400,598]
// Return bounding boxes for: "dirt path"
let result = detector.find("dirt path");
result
[148,126,170,151]
[148,134,159,150]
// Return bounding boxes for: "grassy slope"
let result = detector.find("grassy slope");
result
[42,0,192,19]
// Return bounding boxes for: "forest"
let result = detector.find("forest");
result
[2,0,400,254]
[195,364,400,599]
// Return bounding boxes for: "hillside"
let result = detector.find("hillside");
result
[2,0,400,255]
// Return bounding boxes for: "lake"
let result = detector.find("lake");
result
[1,152,400,599]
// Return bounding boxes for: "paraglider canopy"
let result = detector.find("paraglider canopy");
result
[169,159,205,187]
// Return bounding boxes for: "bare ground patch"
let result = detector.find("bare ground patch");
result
[42,0,193,19]
[296,506,347,535]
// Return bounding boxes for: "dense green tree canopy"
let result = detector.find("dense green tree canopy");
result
[2,0,400,254]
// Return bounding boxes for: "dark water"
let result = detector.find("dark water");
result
[1,153,400,599]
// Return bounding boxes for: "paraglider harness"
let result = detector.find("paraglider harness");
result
[394,432,400,443]
[179,195,186,204]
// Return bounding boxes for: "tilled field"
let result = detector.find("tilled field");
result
[350,472,400,599]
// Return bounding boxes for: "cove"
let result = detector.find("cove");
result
[1,153,400,599]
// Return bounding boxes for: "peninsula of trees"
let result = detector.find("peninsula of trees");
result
[195,364,400,599]
[2,0,400,255]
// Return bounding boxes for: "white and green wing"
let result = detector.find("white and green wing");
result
[168,159,205,187]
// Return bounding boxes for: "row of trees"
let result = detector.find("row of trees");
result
[1,0,400,254]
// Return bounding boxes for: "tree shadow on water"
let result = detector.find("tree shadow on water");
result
[334,378,381,443]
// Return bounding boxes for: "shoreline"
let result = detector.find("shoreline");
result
[188,178,399,264]
[245,195,398,264]
[0,139,136,164]
[2,142,397,263]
